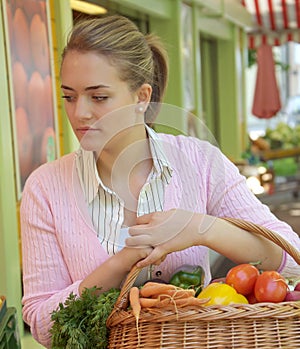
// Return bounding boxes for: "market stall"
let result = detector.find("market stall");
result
[249,123,300,197]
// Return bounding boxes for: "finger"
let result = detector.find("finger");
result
[152,255,167,265]
[135,213,154,225]
[125,235,152,247]
[136,246,167,268]
[128,224,151,236]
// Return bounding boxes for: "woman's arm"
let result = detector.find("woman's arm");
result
[127,210,283,270]
[79,246,152,294]
[126,144,300,275]
[21,168,152,348]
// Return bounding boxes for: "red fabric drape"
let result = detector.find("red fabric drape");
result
[252,44,281,119]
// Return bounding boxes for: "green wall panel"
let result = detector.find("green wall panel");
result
[0,0,23,335]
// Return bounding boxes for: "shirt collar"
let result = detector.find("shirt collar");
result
[76,148,110,204]
[77,125,173,204]
[145,125,173,180]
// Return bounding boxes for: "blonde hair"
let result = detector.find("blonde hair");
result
[62,15,169,123]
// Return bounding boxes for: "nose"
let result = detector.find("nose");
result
[74,96,93,121]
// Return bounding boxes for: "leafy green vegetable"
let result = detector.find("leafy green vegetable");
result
[264,122,300,149]
[50,287,120,349]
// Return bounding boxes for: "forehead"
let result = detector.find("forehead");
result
[61,50,121,84]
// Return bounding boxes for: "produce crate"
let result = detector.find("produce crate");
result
[0,304,21,349]
[259,147,300,161]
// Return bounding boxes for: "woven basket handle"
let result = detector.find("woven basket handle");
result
[110,217,300,314]
[222,217,300,264]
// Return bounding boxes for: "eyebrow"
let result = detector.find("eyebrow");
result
[60,84,110,91]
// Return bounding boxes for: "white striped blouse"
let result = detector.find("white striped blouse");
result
[75,125,173,256]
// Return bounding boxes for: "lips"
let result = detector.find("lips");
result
[77,126,98,135]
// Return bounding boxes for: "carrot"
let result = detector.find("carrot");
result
[140,282,177,298]
[138,282,207,312]
[171,296,210,307]
[156,288,196,300]
[130,286,141,320]
[154,297,176,308]
[129,286,141,344]
[139,297,159,308]
[154,295,209,308]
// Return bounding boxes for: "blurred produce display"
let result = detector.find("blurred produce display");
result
[240,122,300,194]
[263,122,300,149]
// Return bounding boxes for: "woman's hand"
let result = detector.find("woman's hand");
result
[126,209,217,267]
[117,246,153,269]
[118,246,166,267]
[80,246,153,294]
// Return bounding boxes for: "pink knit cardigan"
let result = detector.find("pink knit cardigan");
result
[21,134,300,348]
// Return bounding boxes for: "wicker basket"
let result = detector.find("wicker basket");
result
[107,217,300,349]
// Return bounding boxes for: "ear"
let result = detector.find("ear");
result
[135,83,152,115]
[137,83,152,104]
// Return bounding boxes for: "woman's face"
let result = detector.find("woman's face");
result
[60,50,146,150]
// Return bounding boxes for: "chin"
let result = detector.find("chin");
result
[80,142,101,152]
[80,137,107,153]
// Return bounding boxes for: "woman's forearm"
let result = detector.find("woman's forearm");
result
[200,216,283,270]
[79,254,129,294]
[79,247,152,294]
[131,211,283,271]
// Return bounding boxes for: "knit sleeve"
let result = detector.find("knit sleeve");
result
[161,134,300,278]
[20,167,82,348]
[210,149,300,277]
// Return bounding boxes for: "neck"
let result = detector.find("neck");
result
[96,124,151,183]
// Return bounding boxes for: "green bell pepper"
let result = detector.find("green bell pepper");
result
[169,264,205,289]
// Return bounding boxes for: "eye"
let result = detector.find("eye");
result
[62,95,75,102]
[92,95,108,102]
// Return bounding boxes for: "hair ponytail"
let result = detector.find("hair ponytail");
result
[145,34,169,124]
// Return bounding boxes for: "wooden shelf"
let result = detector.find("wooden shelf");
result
[259,147,300,161]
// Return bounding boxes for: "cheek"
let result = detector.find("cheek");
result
[64,104,74,120]
[63,99,72,111]
[64,105,77,127]
[97,105,112,118]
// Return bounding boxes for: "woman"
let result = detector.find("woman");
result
[21,15,300,348]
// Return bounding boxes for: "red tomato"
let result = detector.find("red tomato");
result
[254,271,288,303]
[246,292,258,304]
[294,282,300,292]
[225,264,260,295]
